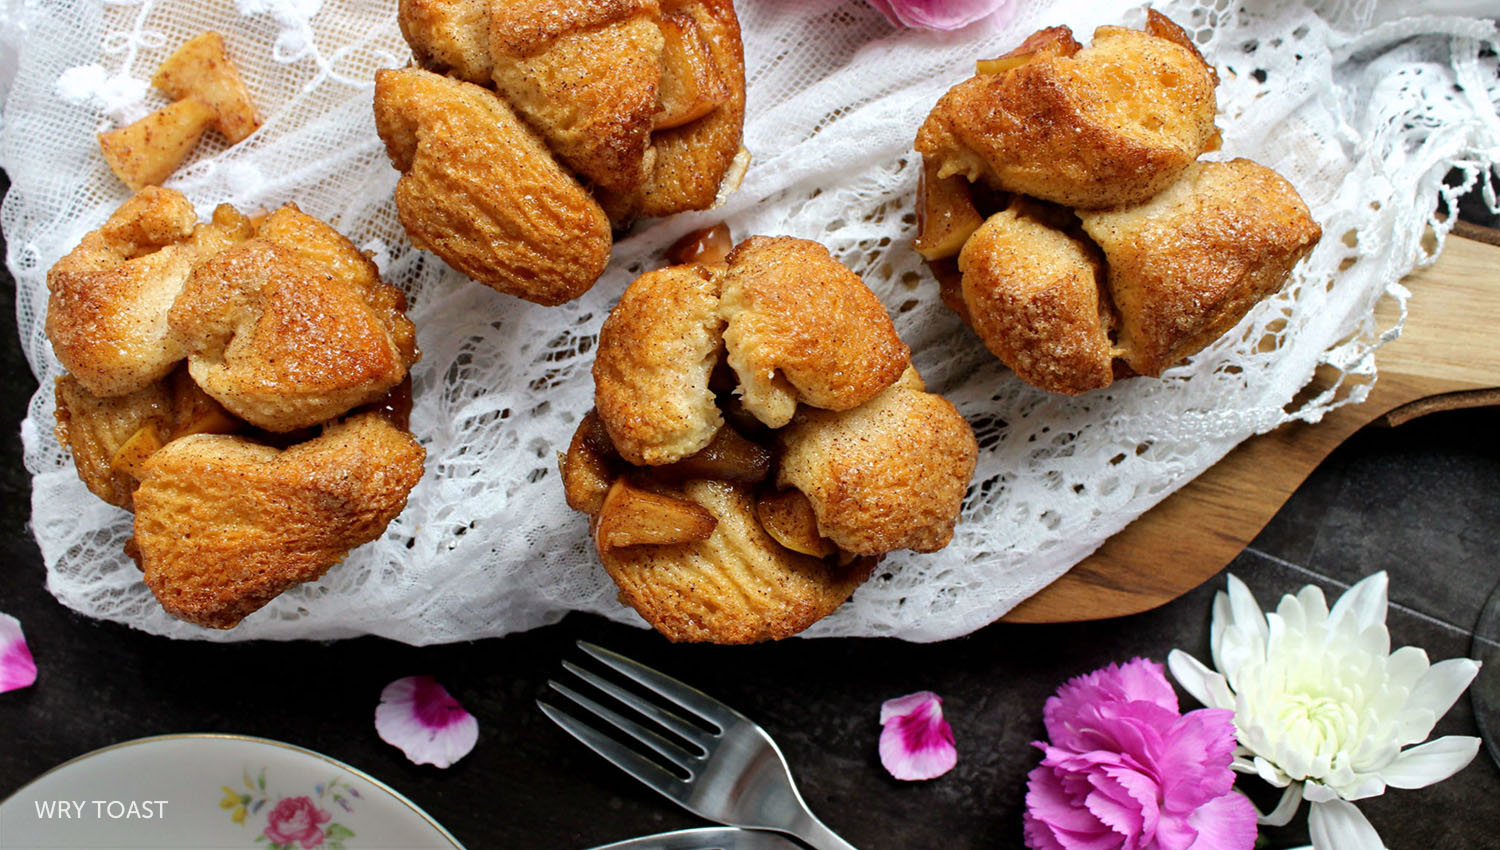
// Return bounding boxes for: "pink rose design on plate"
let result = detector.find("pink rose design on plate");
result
[264,796,333,849]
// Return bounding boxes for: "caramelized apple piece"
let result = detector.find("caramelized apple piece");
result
[914,160,985,261]
[561,410,620,515]
[653,425,771,482]
[975,25,1081,74]
[110,425,165,480]
[594,478,717,550]
[667,223,733,267]
[167,367,241,439]
[928,257,972,326]
[98,99,215,190]
[655,12,732,130]
[756,488,836,558]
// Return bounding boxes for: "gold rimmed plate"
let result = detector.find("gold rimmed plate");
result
[0,733,465,849]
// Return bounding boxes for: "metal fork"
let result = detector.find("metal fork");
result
[583,827,804,850]
[539,641,858,850]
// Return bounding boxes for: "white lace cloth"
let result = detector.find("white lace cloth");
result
[2,0,1496,643]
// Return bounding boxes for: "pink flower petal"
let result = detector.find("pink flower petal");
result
[864,0,1011,31]
[878,690,956,780]
[1184,792,1258,850]
[0,613,37,693]
[375,675,477,768]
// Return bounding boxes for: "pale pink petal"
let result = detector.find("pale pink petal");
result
[863,0,1010,31]
[878,690,956,780]
[0,613,37,693]
[1184,792,1258,850]
[375,675,477,768]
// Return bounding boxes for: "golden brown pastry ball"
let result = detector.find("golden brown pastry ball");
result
[916,13,1219,209]
[45,188,254,398]
[594,264,725,466]
[170,204,418,432]
[132,411,425,629]
[1080,158,1322,377]
[721,236,910,428]
[596,479,874,643]
[956,199,1115,395]
[372,67,613,306]
[778,368,978,555]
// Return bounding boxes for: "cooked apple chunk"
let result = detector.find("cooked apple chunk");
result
[756,488,837,558]
[656,12,732,130]
[152,32,262,144]
[593,478,718,550]
[560,410,619,515]
[653,425,771,482]
[913,160,986,261]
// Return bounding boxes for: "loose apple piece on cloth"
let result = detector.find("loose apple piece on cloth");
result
[98,31,260,189]
[563,231,977,643]
[45,187,425,629]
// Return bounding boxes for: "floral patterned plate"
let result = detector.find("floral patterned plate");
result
[0,733,464,849]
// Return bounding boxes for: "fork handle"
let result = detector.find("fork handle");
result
[790,814,858,850]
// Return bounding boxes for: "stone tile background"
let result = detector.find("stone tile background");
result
[2,172,1498,847]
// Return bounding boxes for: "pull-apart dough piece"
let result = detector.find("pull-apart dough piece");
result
[45,188,254,397]
[596,479,874,643]
[170,204,419,432]
[778,368,978,556]
[132,411,425,629]
[957,199,1115,395]
[1080,158,1322,377]
[720,236,910,428]
[916,11,1219,209]
[372,67,613,306]
[593,264,725,465]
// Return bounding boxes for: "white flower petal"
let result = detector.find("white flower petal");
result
[1308,799,1386,850]
[1302,781,1340,803]
[1328,572,1387,637]
[1379,736,1480,789]
[1296,583,1329,628]
[1255,755,1291,787]
[1405,658,1480,729]
[1226,574,1268,642]
[1256,781,1305,827]
[1384,646,1429,691]
[1167,650,1234,709]
[1335,774,1386,802]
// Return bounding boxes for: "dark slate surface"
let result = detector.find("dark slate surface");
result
[2,173,1499,848]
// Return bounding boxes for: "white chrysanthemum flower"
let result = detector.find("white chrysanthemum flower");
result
[1167,572,1481,850]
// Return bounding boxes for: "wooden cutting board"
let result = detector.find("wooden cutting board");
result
[1003,224,1500,623]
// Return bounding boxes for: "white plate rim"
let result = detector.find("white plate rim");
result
[0,732,467,849]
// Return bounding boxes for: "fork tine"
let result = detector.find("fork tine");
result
[545,680,701,773]
[577,641,744,731]
[562,660,716,754]
[537,699,691,805]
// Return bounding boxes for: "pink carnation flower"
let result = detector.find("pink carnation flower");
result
[1023,658,1257,850]
[864,0,1011,31]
